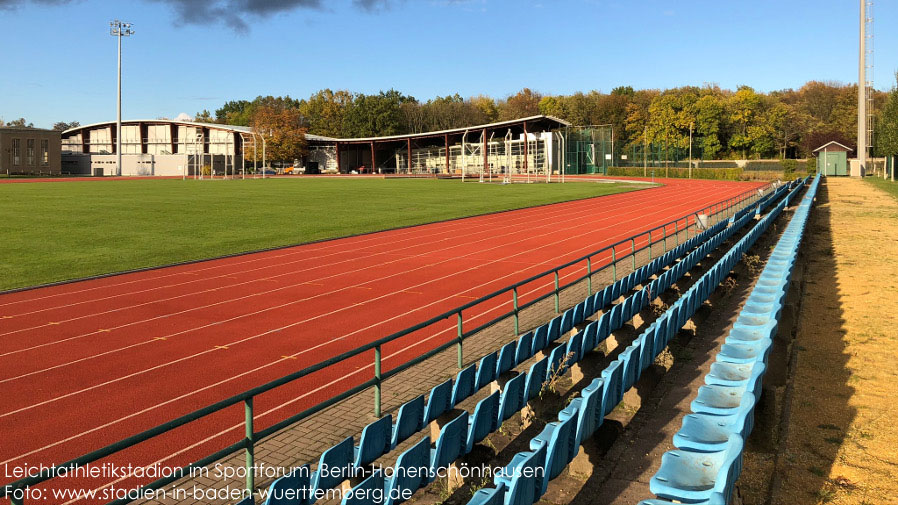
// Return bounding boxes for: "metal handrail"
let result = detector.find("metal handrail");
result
[2,182,770,504]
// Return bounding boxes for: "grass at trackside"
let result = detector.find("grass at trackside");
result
[865,175,898,201]
[0,178,644,291]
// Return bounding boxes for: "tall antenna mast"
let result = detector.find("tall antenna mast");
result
[857,0,873,176]
[865,0,874,167]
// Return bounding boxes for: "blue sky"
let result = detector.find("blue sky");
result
[1,0,895,128]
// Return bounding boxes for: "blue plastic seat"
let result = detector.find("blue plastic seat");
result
[531,325,548,355]
[452,364,477,406]
[728,320,777,343]
[547,316,562,343]
[494,443,547,504]
[261,465,310,505]
[392,395,424,449]
[341,470,384,505]
[581,320,598,357]
[560,309,574,335]
[431,412,469,475]
[600,359,623,416]
[559,378,603,447]
[467,391,499,453]
[515,331,533,365]
[601,285,613,308]
[497,373,526,424]
[596,312,610,346]
[619,343,640,392]
[673,399,756,452]
[546,344,567,380]
[639,326,657,372]
[690,384,752,416]
[653,317,668,357]
[384,436,431,505]
[590,291,603,317]
[565,331,582,367]
[609,303,624,332]
[665,305,680,344]
[524,357,548,401]
[632,289,646,317]
[716,339,773,365]
[475,352,498,390]
[705,362,766,389]
[424,379,453,424]
[355,415,392,468]
[621,296,634,324]
[649,434,743,504]
[611,278,622,300]
[675,299,689,332]
[530,414,577,494]
[311,436,354,495]
[576,301,588,325]
[497,341,516,377]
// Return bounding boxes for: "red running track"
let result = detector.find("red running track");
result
[0,178,764,501]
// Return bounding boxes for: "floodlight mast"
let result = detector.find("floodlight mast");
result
[110,20,134,177]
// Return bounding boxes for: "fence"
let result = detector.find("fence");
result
[1,183,771,505]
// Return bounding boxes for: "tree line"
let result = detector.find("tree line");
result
[192,81,889,162]
[13,80,896,163]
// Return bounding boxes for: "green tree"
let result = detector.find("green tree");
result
[498,88,542,120]
[876,74,898,157]
[250,104,307,163]
[299,89,354,137]
[194,109,213,122]
[215,100,254,125]
[52,121,80,131]
[7,118,33,128]
[727,86,764,158]
[692,92,725,159]
[342,90,414,137]
[470,95,499,123]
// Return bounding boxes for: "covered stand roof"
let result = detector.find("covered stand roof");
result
[62,115,571,145]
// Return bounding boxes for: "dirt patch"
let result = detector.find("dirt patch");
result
[768,178,898,505]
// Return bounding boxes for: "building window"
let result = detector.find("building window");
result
[26,139,35,166]
[41,139,49,165]
[12,139,20,166]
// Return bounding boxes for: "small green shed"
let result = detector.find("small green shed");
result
[814,141,851,176]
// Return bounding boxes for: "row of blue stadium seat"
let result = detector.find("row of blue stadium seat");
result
[642,175,818,505]
[238,184,789,505]
[465,179,807,505]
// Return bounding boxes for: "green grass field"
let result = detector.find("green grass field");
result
[866,176,898,201]
[0,178,643,291]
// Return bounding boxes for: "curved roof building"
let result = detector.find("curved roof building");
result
[60,115,571,177]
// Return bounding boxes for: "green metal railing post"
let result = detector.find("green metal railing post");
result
[631,238,636,270]
[611,248,617,281]
[663,227,667,252]
[456,312,463,368]
[374,345,382,417]
[512,288,519,337]
[675,220,680,246]
[648,230,653,260]
[586,257,592,295]
[553,271,560,313]
[244,398,255,495]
